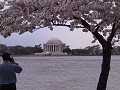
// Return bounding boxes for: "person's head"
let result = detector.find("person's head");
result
[2,52,10,61]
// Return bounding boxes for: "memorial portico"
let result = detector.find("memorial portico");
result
[43,38,65,53]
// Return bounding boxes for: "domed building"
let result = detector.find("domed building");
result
[43,38,66,54]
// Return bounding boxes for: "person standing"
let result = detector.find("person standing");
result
[0,52,22,90]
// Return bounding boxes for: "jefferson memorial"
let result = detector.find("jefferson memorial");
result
[43,38,65,53]
[43,38,66,55]
[35,38,67,56]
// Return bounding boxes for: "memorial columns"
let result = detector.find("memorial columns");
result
[44,44,65,53]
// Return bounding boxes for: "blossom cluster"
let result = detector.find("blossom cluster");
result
[0,0,120,42]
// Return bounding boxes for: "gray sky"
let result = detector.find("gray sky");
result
[0,26,101,49]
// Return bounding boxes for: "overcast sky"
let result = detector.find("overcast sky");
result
[0,26,102,49]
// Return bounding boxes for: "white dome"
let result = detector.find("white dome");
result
[46,38,64,44]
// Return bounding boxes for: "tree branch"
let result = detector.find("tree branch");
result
[73,16,90,29]
[51,20,84,28]
[107,23,117,42]
[73,16,107,47]
[92,26,107,47]
[52,23,71,28]
[95,19,107,27]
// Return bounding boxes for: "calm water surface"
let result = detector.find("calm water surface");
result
[0,56,120,90]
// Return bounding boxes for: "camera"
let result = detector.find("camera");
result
[9,57,14,63]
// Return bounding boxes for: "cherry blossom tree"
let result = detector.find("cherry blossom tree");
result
[1,0,120,90]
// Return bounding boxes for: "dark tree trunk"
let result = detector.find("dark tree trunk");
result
[97,42,112,90]
[78,18,117,90]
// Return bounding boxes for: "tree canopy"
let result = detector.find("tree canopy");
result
[0,0,120,44]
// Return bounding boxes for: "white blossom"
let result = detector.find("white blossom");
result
[0,0,120,40]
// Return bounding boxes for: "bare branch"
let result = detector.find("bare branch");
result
[52,24,85,28]
[52,23,71,28]
[51,20,84,28]
[73,16,90,29]
[73,16,107,47]
[92,26,107,47]
[73,16,108,47]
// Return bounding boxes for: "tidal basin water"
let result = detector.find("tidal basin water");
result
[0,56,120,90]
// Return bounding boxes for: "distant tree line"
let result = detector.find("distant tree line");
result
[0,44,120,56]
[0,44,43,55]
[63,45,120,56]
